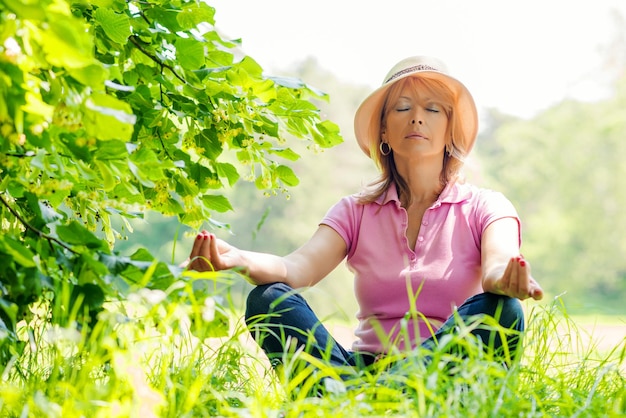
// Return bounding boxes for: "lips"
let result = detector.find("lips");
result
[406,131,427,140]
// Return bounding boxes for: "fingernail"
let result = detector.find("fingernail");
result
[519,260,526,267]
[196,234,202,240]
[203,234,208,240]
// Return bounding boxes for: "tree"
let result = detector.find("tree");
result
[115,57,376,320]
[0,0,342,362]
[477,79,626,313]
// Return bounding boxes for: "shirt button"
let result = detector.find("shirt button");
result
[417,236,424,242]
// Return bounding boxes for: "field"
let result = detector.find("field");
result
[327,314,626,368]
[0,291,624,417]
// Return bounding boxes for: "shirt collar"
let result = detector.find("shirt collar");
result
[374,181,473,207]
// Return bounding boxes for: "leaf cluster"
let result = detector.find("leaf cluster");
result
[0,0,342,361]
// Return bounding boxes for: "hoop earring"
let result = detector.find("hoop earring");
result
[379,141,391,156]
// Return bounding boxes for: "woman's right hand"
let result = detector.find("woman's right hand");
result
[185,230,242,272]
[183,225,346,288]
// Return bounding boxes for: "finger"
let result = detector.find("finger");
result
[191,231,212,271]
[208,234,221,269]
[199,231,213,270]
[187,233,204,270]
[509,257,520,297]
[517,257,530,298]
[531,286,544,300]
[529,277,544,300]
[499,257,515,291]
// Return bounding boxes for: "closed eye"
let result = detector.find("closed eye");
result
[426,102,444,113]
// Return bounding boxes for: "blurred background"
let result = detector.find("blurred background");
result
[115,0,626,323]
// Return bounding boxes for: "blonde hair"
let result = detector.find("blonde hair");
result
[357,76,470,204]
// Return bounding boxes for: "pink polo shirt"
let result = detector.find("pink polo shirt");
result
[320,181,520,354]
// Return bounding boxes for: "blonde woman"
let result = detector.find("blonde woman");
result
[188,56,543,376]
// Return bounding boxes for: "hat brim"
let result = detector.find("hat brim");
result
[354,70,478,158]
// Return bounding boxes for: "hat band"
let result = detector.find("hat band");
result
[384,64,440,84]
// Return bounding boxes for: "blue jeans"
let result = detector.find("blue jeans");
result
[245,282,525,372]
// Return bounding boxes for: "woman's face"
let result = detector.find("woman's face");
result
[382,81,450,163]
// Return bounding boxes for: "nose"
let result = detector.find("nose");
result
[411,107,424,125]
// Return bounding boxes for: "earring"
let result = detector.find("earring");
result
[379,141,391,156]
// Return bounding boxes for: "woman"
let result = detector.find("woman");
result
[187,56,543,376]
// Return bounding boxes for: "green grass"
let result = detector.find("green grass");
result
[0,286,624,417]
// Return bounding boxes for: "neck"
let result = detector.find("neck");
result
[394,154,446,206]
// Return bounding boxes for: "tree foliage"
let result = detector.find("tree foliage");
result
[0,0,342,362]
[477,78,626,312]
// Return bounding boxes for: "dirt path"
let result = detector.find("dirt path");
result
[573,324,626,352]
[328,322,626,353]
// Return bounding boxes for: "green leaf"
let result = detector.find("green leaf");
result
[130,147,167,182]
[214,162,239,187]
[68,64,108,88]
[22,192,63,229]
[60,134,93,162]
[83,93,136,140]
[177,2,215,29]
[276,165,299,187]
[94,160,117,191]
[3,0,46,20]
[176,38,205,70]
[143,6,183,32]
[94,139,128,160]
[313,119,344,148]
[99,253,151,275]
[112,179,141,201]
[251,78,276,103]
[0,236,36,268]
[123,249,177,290]
[195,129,222,160]
[128,160,155,187]
[91,0,116,7]
[270,75,328,99]
[202,195,233,213]
[55,221,107,250]
[94,8,132,44]
[237,56,263,78]
[0,297,18,324]
[43,16,96,69]
[269,147,300,161]
[174,173,199,197]
[37,200,64,224]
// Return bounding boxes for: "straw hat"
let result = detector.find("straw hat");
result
[354,56,478,158]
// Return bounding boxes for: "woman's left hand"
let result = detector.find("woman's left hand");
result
[494,256,543,301]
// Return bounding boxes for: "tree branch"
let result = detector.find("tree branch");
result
[129,36,189,86]
[0,193,78,254]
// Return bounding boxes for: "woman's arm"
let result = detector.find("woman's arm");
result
[481,217,543,300]
[186,224,347,289]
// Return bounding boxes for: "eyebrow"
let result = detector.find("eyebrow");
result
[397,95,437,103]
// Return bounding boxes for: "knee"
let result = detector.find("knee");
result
[245,282,293,322]
[488,293,525,331]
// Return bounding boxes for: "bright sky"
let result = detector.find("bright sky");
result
[211,0,625,119]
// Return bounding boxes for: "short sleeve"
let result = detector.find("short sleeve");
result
[320,195,363,258]
[475,189,522,246]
